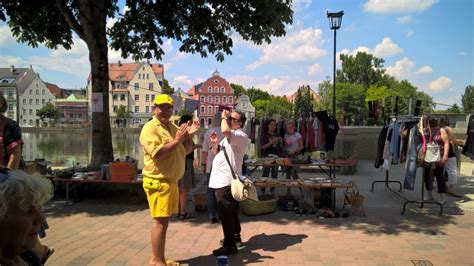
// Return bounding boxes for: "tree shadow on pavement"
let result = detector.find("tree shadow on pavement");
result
[179,233,307,266]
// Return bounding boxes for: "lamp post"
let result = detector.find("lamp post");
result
[327,10,344,117]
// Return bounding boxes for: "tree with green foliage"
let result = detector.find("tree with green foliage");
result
[446,104,462,114]
[162,79,174,95]
[337,52,385,89]
[461,85,474,113]
[115,105,133,119]
[0,1,293,167]
[337,83,366,125]
[315,76,332,112]
[246,87,272,103]
[293,86,313,118]
[230,83,246,97]
[266,96,293,119]
[37,102,61,126]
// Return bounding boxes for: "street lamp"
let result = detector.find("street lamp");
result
[327,10,344,117]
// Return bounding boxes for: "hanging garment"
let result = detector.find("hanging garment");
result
[462,115,474,159]
[374,126,388,168]
[324,116,340,152]
[403,127,420,190]
[390,123,401,164]
[308,117,316,152]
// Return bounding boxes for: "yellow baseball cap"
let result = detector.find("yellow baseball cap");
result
[154,94,174,106]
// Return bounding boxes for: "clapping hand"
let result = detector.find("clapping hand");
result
[187,120,200,135]
[175,123,188,142]
[210,131,218,144]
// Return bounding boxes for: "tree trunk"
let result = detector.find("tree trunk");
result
[78,0,114,168]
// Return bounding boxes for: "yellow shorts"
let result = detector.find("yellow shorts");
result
[142,176,179,218]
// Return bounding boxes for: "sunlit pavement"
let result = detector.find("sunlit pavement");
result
[43,160,474,265]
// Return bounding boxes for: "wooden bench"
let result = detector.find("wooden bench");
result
[52,162,141,205]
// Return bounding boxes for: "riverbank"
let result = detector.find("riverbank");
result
[22,126,142,133]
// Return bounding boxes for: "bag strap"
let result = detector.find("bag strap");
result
[222,139,238,180]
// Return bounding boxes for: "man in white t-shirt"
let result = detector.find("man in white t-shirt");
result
[209,109,248,256]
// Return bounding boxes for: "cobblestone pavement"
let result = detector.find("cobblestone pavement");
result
[42,160,474,266]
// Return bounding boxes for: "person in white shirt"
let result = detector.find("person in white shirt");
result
[209,109,248,256]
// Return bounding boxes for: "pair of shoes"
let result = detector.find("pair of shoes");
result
[220,237,242,248]
[165,259,180,266]
[209,217,219,224]
[178,213,194,220]
[438,198,446,205]
[212,246,238,256]
[41,247,55,264]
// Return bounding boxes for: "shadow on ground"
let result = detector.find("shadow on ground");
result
[179,233,307,266]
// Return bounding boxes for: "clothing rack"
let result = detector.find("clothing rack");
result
[371,115,443,215]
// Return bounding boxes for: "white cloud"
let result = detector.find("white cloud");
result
[0,25,16,46]
[339,37,402,59]
[429,76,452,92]
[308,64,322,75]
[0,55,23,66]
[372,37,403,57]
[396,16,412,24]
[364,0,439,13]
[385,57,416,79]
[254,76,320,96]
[292,0,312,12]
[228,75,256,88]
[415,66,432,74]
[161,39,174,54]
[173,75,194,89]
[172,51,189,61]
[457,51,468,56]
[246,27,327,70]
[163,62,173,72]
[406,30,415,37]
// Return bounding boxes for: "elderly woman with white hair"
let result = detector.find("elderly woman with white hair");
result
[0,169,53,265]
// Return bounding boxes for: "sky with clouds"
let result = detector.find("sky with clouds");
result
[0,0,472,110]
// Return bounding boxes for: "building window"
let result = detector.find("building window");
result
[8,105,13,111]
[116,83,121,89]
[135,106,139,112]
[147,74,149,79]
[36,99,39,105]
[200,106,205,114]
[29,90,32,95]
[42,99,45,104]
[36,83,38,88]
[120,94,125,101]
[23,109,26,114]
[215,106,219,113]
[151,94,155,101]
[8,90,13,97]
[146,94,150,102]
[113,105,117,112]
[113,94,118,100]
[223,96,226,104]
[214,87,218,93]
[208,106,213,114]
[135,94,139,101]
[146,106,149,113]
[29,119,33,125]
[215,96,220,104]
[200,95,205,102]
[228,97,233,104]
[36,89,39,95]
[208,96,212,103]
[135,83,139,90]
[78,114,82,118]
[42,89,45,95]
[29,99,33,105]
[138,74,141,79]
[29,109,33,115]
[23,99,26,105]
[149,83,153,90]
[208,86,212,93]
[214,79,218,83]
[221,87,225,93]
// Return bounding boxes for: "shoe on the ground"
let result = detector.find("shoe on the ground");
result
[212,246,238,256]
[209,217,219,224]
[447,190,462,198]
[423,196,434,201]
[220,238,242,248]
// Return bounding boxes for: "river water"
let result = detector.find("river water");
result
[22,130,144,168]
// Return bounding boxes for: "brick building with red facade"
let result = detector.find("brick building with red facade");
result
[187,70,235,127]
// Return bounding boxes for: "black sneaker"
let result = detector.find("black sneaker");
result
[212,246,238,256]
[209,217,219,224]
[220,238,242,248]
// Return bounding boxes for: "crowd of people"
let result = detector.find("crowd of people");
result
[0,89,470,266]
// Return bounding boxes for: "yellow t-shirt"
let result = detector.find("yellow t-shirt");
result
[139,116,185,181]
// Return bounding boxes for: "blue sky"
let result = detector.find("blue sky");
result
[0,0,472,109]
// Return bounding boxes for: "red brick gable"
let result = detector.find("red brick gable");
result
[44,82,63,98]
[88,62,164,81]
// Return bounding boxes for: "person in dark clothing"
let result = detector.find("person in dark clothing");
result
[324,116,340,151]
[259,119,282,195]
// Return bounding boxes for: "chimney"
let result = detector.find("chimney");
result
[118,60,122,66]
[10,65,15,72]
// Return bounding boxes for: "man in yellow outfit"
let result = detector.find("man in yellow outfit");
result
[140,94,199,266]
